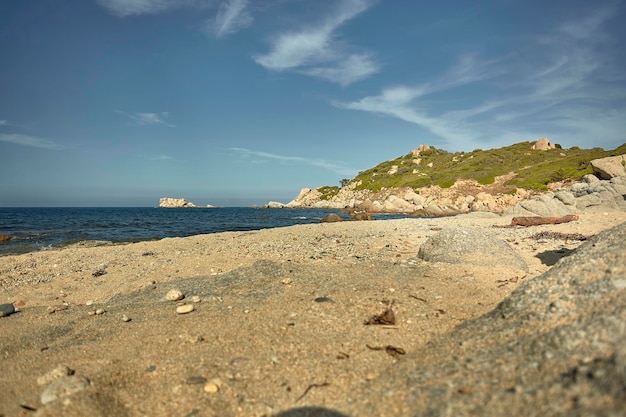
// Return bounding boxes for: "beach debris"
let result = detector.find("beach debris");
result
[176,304,194,314]
[166,289,184,301]
[40,375,90,405]
[364,301,396,325]
[409,294,427,302]
[366,344,406,358]
[92,269,107,277]
[511,214,579,227]
[0,303,16,317]
[530,231,588,241]
[314,296,334,303]
[496,274,528,288]
[296,382,330,402]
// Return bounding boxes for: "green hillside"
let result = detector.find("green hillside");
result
[346,142,626,193]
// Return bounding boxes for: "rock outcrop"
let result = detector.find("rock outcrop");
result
[590,154,626,179]
[531,137,559,150]
[279,174,626,217]
[158,198,214,208]
[505,175,626,216]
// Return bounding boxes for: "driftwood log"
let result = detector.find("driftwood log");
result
[511,214,579,227]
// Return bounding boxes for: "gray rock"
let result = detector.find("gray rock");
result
[0,303,15,317]
[320,213,343,223]
[417,227,528,271]
[554,190,576,205]
[364,221,626,416]
[41,375,90,405]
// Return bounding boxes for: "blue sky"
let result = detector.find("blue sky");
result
[1,0,625,207]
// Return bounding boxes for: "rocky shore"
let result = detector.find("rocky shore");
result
[273,153,626,217]
[1,184,625,416]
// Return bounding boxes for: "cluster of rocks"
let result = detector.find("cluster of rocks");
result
[275,153,626,217]
[506,174,626,217]
[158,198,214,208]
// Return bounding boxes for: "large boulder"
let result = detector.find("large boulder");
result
[531,137,556,150]
[590,154,626,179]
[363,221,626,416]
[417,226,528,272]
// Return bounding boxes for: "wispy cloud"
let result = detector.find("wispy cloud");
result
[229,147,357,176]
[96,0,197,17]
[0,120,7,126]
[116,110,176,127]
[204,0,253,38]
[0,133,63,150]
[334,3,625,150]
[254,0,379,86]
[151,155,174,160]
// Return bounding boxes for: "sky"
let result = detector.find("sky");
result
[1,0,625,207]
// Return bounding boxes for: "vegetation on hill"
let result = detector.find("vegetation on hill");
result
[347,142,626,193]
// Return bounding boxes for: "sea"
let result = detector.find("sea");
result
[0,207,409,256]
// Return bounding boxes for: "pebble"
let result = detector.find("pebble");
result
[166,289,184,301]
[190,295,202,303]
[40,375,90,405]
[95,308,105,315]
[85,300,94,306]
[176,304,194,314]
[282,277,292,285]
[204,378,222,393]
[121,315,131,322]
[0,303,15,317]
[37,365,73,386]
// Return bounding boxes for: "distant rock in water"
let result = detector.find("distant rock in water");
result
[158,198,214,208]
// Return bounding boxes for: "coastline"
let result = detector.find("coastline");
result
[1,205,625,416]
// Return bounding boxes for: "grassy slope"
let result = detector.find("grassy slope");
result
[345,142,626,194]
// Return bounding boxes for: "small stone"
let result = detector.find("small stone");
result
[88,310,96,316]
[37,365,73,386]
[95,308,105,315]
[204,380,220,393]
[85,300,94,306]
[0,303,15,317]
[282,278,292,285]
[41,375,90,405]
[176,304,194,314]
[190,295,202,303]
[166,289,184,301]
[121,315,131,322]
[15,300,26,307]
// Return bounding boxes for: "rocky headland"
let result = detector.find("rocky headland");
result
[272,149,626,219]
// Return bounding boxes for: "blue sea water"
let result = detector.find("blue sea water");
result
[0,207,407,256]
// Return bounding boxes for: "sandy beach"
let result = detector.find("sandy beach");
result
[1,206,625,416]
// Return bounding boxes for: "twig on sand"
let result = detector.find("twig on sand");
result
[296,382,330,402]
